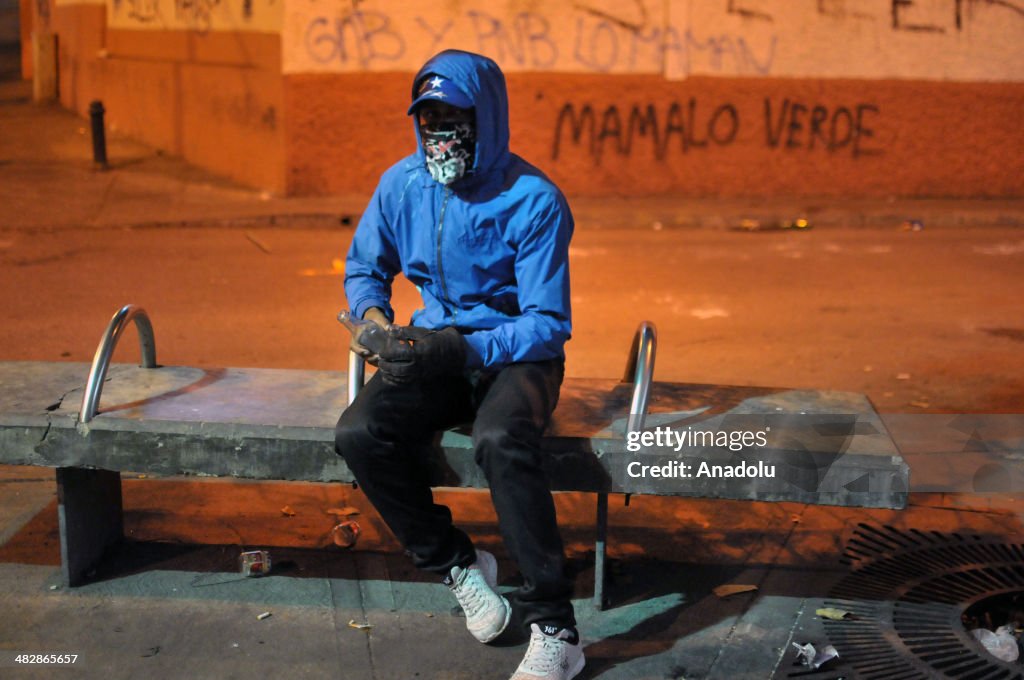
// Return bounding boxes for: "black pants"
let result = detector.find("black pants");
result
[334,359,575,630]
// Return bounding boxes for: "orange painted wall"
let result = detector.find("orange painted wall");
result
[284,72,409,196]
[179,62,283,192]
[51,4,105,113]
[284,72,1024,199]
[49,8,285,192]
[44,3,1024,200]
[93,57,181,152]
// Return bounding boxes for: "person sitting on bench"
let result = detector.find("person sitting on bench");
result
[334,49,584,680]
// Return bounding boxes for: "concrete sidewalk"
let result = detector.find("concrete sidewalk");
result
[1,465,1022,680]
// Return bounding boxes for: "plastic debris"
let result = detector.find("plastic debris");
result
[327,506,361,517]
[332,520,361,548]
[901,219,924,231]
[257,612,272,621]
[280,505,296,517]
[816,607,852,620]
[348,619,373,631]
[974,241,1024,256]
[690,306,729,320]
[792,642,839,669]
[239,550,272,577]
[734,218,811,232]
[792,642,814,665]
[713,584,758,598]
[971,626,1019,662]
[299,258,346,277]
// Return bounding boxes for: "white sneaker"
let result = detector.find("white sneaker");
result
[509,623,585,680]
[445,549,511,643]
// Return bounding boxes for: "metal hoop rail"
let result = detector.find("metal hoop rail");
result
[80,305,157,423]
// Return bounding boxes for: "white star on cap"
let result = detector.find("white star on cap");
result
[429,76,444,89]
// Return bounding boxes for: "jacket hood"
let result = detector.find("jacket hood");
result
[410,50,510,180]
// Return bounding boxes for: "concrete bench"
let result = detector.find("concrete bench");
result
[0,306,908,605]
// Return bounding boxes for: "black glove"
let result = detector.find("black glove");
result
[355,323,399,359]
[377,326,467,385]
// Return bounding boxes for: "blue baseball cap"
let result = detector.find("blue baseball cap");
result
[407,74,473,115]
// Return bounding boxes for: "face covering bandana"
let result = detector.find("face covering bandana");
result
[421,122,476,185]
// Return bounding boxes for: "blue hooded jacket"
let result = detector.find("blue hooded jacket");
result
[344,50,574,370]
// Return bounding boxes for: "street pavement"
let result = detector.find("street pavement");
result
[2,70,1024,680]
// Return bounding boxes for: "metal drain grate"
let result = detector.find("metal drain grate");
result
[787,524,1024,680]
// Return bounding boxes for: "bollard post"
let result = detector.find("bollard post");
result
[89,101,109,169]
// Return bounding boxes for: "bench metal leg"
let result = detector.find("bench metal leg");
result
[56,467,123,587]
[594,491,608,610]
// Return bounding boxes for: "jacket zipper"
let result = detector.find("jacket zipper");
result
[436,188,457,323]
